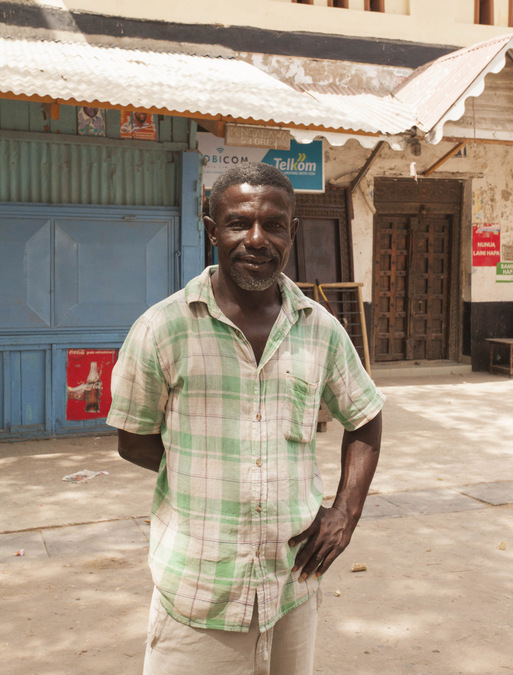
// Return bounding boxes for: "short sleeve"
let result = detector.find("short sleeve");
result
[107,316,169,434]
[322,326,385,431]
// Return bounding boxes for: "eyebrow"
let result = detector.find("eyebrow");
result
[223,210,289,221]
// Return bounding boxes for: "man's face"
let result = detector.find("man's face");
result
[205,183,298,292]
[134,113,148,125]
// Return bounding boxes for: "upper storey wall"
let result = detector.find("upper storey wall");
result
[10,0,512,48]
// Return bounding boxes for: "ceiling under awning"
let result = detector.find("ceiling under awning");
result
[393,32,513,144]
[0,36,415,149]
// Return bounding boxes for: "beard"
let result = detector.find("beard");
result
[229,253,282,291]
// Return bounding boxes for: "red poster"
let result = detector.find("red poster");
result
[66,349,117,421]
[472,224,501,267]
[120,109,157,141]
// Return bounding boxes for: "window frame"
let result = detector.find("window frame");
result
[475,0,494,25]
[364,0,385,11]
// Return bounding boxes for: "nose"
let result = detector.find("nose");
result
[244,221,268,249]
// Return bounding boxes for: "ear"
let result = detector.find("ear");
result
[290,217,299,242]
[204,216,218,246]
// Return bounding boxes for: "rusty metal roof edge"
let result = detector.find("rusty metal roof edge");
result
[425,37,513,144]
[0,35,419,139]
[392,32,513,144]
[394,32,513,94]
[4,34,513,147]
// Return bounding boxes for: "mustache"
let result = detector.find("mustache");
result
[232,250,280,264]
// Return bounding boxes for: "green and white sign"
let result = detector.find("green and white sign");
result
[496,261,513,282]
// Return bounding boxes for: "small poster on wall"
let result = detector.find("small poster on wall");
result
[66,349,117,421]
[472,224,501,267]
[77,107,107,136]
[120,110,157,141]
[197,133,324,193]
[496,261,513,283]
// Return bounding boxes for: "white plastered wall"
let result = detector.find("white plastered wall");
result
[468,143,513,302]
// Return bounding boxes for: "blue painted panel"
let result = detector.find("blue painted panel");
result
[10,351,21,427]
[20,350,46,427]
[180,151,205,287]
[0,348,48,435]
[0,354,4,430]
[54,216,173,327]
[0,218,51,328]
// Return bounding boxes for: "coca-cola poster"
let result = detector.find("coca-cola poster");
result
[66,349,117,421]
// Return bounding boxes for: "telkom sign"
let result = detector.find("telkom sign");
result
[198,133,324,193]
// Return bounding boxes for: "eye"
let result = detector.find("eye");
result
[266,221,286,231]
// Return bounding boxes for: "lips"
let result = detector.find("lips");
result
[235,256,274,269]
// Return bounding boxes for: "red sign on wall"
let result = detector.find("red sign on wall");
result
[66,349,117,421]
[472,224,501,267]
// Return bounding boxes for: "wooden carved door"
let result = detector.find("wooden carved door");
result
[373,179,461,362]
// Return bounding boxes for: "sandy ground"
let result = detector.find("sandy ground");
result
[1,372,512,674]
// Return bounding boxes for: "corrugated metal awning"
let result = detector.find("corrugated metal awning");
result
[393,33,513,144]
[295,83,415,136]
[0,36,416,147]
[2,33,513,149]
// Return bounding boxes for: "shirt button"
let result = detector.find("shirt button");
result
[256,504,262,512]
[256,413,262,421]
[256,458,262,467]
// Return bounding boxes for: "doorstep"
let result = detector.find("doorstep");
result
[370,359,472,379]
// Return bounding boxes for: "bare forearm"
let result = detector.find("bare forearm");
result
[289,410,382,580]
[333,411,382,524]
[117,429,165,472]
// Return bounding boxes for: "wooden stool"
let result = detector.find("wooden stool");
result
[317,400,333,433]
[485,338,513,377]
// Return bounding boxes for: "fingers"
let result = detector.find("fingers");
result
[314,549,339,577]
[288,525,313,549]
[290,506,352,581]
[296,551,324,582]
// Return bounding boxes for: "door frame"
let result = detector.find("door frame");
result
[372,178,464,363]
[289,188,354,283]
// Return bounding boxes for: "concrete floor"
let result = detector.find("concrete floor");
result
[0,371,512,674]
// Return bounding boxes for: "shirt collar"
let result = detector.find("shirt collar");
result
[185,265,314,319]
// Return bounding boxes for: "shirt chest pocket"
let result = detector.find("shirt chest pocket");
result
[283,372,322,444]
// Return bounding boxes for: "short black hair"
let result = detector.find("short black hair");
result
[208,162,296,222]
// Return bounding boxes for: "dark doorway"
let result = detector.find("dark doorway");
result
[285,189,353,284]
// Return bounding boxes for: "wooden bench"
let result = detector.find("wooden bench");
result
[485,338,513,377]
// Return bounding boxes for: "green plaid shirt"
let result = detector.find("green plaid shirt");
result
[107,266,384,632]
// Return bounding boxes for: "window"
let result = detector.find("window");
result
[328,1,349,7]
[475,0,494,24]
[291,1,314,4]
[364,0,385,11]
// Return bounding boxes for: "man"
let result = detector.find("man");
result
[107,162,384,675]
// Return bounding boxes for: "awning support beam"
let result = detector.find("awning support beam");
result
[350,141,385,193]
[422,141,467,176]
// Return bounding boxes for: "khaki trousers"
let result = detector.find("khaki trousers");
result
[143,587,321,675]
